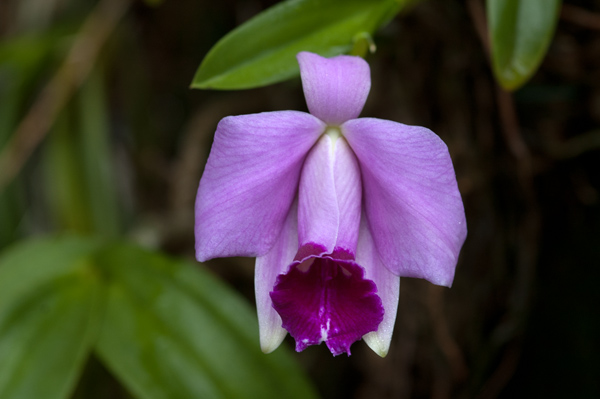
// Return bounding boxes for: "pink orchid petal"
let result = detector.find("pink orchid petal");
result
[356,215,400,357]
[297,52,370,125]
[297,134,362,256]
[195,111,325,261]
[254,201,298,353]
[297,135,338,254]
[270,254,383,356]
[333,137,362,254]
[342,118,467,287]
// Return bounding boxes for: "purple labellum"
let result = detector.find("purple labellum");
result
[270,249,384,356]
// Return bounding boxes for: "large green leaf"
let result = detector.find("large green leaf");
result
[0,236,103,399]
[94,243,318,399]
[487,0,561,91]
[0,236,317,399]
[192,0,403,90]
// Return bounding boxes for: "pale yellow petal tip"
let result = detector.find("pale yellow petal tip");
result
[260,329,287,354]
[363,332,390,358]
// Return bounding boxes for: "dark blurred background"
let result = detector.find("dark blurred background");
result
[1,0,599,398]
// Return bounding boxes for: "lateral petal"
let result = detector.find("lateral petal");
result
[195,111,324,261]
[342,118,467,287]
[255,201,298,353]
[297,52,370,125]
[357,215,400,358]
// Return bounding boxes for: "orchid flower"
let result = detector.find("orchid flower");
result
[195,52,467,357]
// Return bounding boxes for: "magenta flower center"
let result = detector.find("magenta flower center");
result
[270,245,384,356]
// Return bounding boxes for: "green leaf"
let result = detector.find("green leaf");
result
[192,0,404,90]
[487,0,561,91]
[0,236,316,399]
[94,243,318,399]
[0,236,103,399]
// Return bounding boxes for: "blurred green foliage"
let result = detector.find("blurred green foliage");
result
[0,236,318,399]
